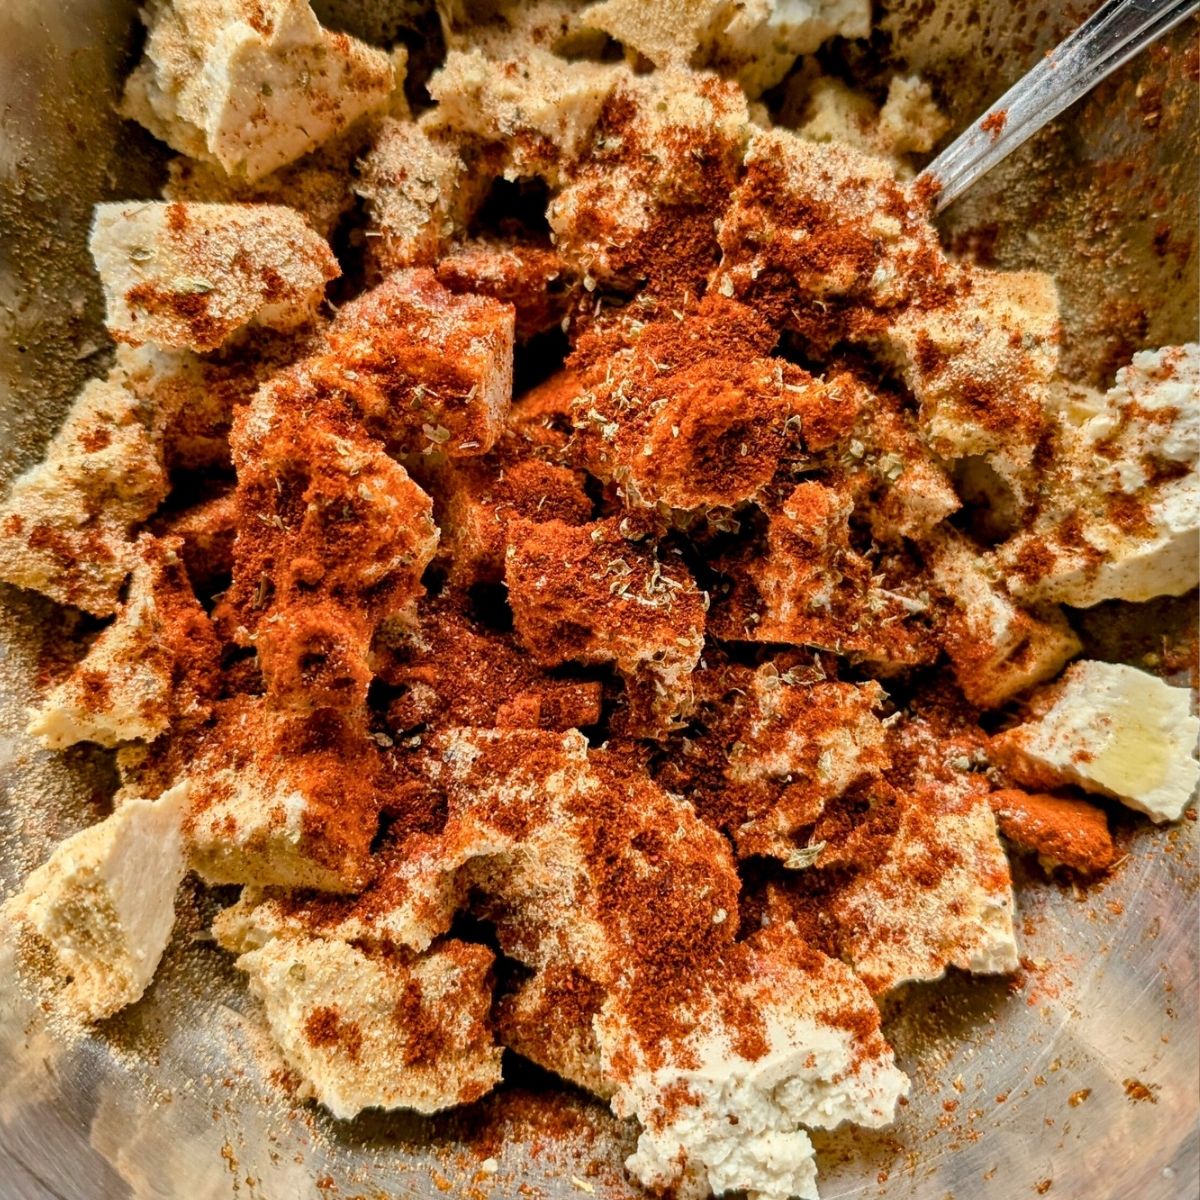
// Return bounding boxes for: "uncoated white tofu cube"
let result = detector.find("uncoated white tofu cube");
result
[1,784,189,1020]
[993,661,1200,823]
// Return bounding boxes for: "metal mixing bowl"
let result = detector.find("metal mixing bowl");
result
[1,3,1196,1198]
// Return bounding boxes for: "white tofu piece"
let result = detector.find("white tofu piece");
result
[183,699,379,894]
[997,344,1200,608]
[234,932,502,1118]
[90,201,339,352]
[1,784,189,1021]
[356,119,469,273]
[602,924,908,1200]
[580,0,870,97]
[438,0,610,60]
[993,660,1200,823]
[827,782,1020,992]
[27,535,215,749]
[883,269,1060,500]
[0,374,168,616]
[788,71,949,175]
[425,48,621,185]
[120,0,395,181]
[926,528,1081,708]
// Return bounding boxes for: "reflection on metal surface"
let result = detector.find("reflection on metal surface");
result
[0,2,1197,1199]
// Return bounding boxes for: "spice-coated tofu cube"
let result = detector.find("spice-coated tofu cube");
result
[505,518,705,732]
[436,455,592,585]
[90,202,338,351]
[0,375,168,615]
[321,269,516,457]
[926,529,1080,709]
[27,535,218,749]
[184,698,381,892]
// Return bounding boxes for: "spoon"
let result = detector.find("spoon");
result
[917,0,1199,212]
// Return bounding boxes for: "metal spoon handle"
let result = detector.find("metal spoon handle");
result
[918,0,1199,212]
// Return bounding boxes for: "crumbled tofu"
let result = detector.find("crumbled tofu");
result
[925,529,1080,708]
[992,661,1200,824]
[505,518,707,732]
[90,201,338,351]
[711,480,935,671]
[877,74,951,154]
[183,698,381,891]
[27,535,218,749]
[439,0,610,60]
[319,268,515,457]
[436,239,575,341]
[497,962,612,1099]
[712,0,871,97]
[727,668,889,858]
[580,0,731,67]
[603,922,908,1200]
[233,932,502,1117]
[822,781,1020,993]
[997,344,1200,607]
[1,784,189,1021]
[120,0,395,181]
[0,375,168,615]
[548,69,750,294]
[581,0,870,98]
[567,297,798,516]
[714,127,944,328]
[787,71,949,174]
[425,48,621,184]
[989,788,1115,876]
[225,374,439,711]
[356,119,470,273]
[435,456,592,585]
[881,269,1060,498]
[156,490,237,593]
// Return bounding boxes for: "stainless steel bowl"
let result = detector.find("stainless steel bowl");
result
[1,3,1196,1198]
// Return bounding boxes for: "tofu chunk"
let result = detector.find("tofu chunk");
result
[2,784,189,1021]
[234,932,502,1117]
[505,518,706,733]
[603,922,907,1200]
[27,535,219,749]
[0,375,168,615]
[435,455,591,585]
[356,119,470,273]
[426,48,620,185]
[925,529,1080,708]
[320,269,515,457]
[120,0,395,181]
[90,201,338,351]
[580,0,870,97]
[997,343,1200,607]
[992,660,1200,823]
[184,698,382,892]
[821,781,1020,993]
